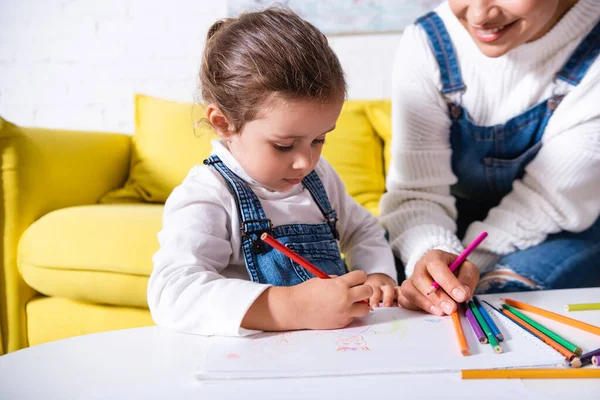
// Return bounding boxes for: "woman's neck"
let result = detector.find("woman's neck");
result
[529,0,579,42]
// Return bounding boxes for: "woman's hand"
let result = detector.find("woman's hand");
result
[364,273,397,308]
[396,250,479,316]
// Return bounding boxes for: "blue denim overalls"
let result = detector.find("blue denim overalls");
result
[205,155,347,286]
[416,12,600,292]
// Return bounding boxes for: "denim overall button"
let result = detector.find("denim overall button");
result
[547,96,563,110]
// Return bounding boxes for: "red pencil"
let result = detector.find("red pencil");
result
[260,233,372,307]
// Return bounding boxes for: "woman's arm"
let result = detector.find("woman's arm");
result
[379,24,465,278]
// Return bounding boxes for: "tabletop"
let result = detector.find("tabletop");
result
[1,287,599,399]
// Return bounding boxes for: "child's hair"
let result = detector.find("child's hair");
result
[200,8,347,133]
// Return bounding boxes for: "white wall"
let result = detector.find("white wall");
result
[0,0,401,133]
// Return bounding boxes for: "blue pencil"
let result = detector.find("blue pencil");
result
[474,296,503,342]
[482,300,539,339]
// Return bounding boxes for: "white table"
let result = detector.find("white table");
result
[1,288,599,400]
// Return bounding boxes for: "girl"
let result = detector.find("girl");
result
[148,8,397,337]
[381,0,600,316]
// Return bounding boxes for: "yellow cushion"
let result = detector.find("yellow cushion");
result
[102,95,386,213]
[27,297,153,346]
[102,94,216,203]
[19,204,163,308]
[322,100,385,214]
[365,100,392,174]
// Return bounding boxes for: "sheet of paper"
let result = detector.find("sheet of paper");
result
[197,301,567,380]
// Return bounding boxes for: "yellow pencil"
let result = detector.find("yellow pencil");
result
[461,368,600,379]
[565,303,600,312]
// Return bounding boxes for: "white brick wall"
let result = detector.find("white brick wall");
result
[0,0,400,133]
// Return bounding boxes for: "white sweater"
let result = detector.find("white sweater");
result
[148,140,396,337]
[380,0,600,277]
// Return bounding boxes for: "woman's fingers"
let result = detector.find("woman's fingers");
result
[412,271,457,315]
[425,255,468,303]
[456,260,479,299]
[398,279,443,315]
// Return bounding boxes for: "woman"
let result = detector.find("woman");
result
[381,0,600,316]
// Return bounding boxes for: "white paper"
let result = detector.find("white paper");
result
[197,302,566,380]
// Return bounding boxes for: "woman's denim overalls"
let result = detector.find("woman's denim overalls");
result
[205,155,346,286]
[416,12,600,292]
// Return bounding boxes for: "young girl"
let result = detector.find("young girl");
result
[148,8,397,337]
[381,0,600,316]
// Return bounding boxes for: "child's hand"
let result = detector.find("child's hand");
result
[364,273,397,308]
[289,270,373,330]
[396,250,479,316]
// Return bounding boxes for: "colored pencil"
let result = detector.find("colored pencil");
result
[565,303,600,312]
[465,307,487,344]
[427,232,487,295]
[501,308,576,361]
[473,296,503,342]
[502,304,582,355]
[569,347,600,368]
[482,300,539,339]
[461,368,600,379]
[451,311,470,356]
[468,300,502,353]
[260,233,372,308]
[504,298,600,336]
[593,355,599,366]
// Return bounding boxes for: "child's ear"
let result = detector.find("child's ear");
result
[206,104,234,139]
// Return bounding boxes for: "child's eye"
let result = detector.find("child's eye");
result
[274,144,294,152]
[312,138,326,146]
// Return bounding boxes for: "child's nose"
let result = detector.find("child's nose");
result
[292,149,312,170]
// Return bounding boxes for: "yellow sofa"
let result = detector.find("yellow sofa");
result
[0,95,392,353]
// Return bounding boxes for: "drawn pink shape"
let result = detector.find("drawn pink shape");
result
[226,353,241,359]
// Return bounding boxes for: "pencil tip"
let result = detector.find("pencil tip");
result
[494,345,503,354]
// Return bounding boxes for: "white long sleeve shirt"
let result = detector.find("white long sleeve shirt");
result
[148,140,396,337]
[380,0,600,277]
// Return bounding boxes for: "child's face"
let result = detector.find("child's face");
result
[226,97,344,192]
[449,0,569,58]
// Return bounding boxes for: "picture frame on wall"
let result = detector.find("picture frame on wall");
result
[227,0,444,35]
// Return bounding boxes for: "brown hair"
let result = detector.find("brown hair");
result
[200,7,346,133]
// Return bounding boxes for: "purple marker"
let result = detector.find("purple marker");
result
[593,355,599,367]
[466,307,487,344]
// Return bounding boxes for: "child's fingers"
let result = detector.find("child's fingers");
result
[349,301,372,318]
[337,270,368,287]
[426,258,468,303]
[349,283,373,304]
[381,285,395,307]
[399,280,443,315]
[369,286,382,308]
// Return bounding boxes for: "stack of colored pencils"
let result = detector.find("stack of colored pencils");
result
[479,298,600,368]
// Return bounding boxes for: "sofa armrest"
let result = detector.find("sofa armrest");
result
[0,117,131,353]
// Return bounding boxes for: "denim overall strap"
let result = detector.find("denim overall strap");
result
[416,12,466,95]
[205,155,346,285]
[301,170,340,240]
[556,21,600,86]
[203,155,272,261]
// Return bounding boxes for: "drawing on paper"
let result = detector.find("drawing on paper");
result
[336,335,370,351]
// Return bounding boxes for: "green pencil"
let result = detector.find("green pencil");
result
[502,304,582,355]
[469,301,502,353]
[564,303,600,312]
